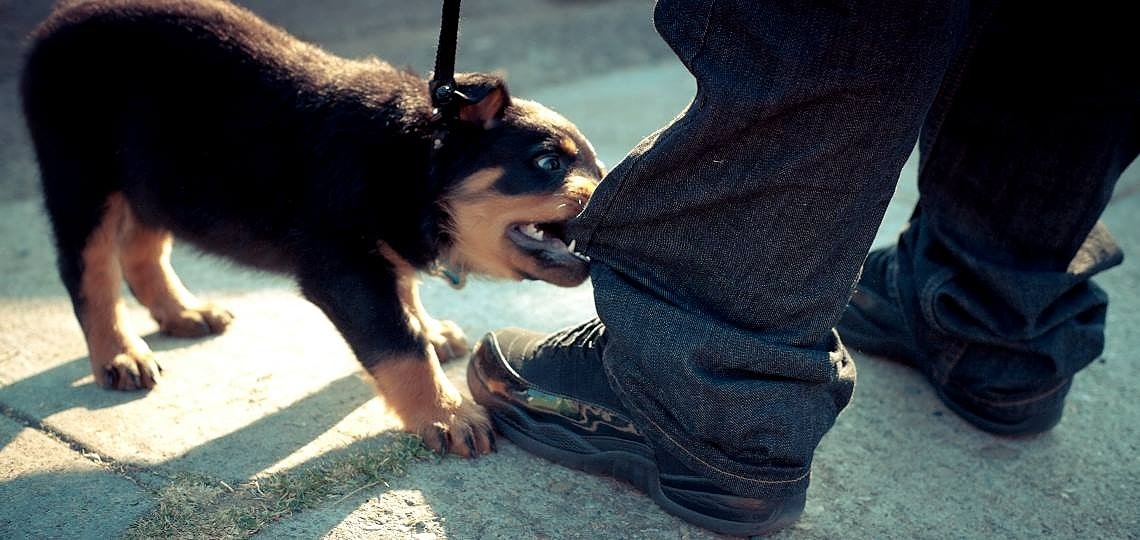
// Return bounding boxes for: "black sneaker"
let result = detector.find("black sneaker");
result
[467,319,805,536]
[835,246,921,364]
[839,247,1068,435]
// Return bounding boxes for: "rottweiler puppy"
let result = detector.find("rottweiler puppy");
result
[21,0,601,457]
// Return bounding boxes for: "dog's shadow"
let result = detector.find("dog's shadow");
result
[1,353,148,413]
[0,332,380,481]
[1,328,227,407]
[0,347,398,538]
[141,329,227,353]
[0,276,598,536]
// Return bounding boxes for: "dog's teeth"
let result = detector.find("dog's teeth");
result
[567,239,577,252]
[521,223,544,241]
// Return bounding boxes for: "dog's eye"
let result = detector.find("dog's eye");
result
[534,154,562,172]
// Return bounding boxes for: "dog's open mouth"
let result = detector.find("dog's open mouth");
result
[507,222,588,261]
[506,220,591,285]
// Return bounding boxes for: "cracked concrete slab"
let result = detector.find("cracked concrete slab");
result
[0,415,152,538]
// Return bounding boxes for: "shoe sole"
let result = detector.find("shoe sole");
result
[929,380,1065,436]
[468,360,803,536]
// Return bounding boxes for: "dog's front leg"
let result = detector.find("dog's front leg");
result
[298,249,493,457]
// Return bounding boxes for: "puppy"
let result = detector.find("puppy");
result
[20,0,601,457]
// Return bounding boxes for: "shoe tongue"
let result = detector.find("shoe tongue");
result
[521,319,625,412]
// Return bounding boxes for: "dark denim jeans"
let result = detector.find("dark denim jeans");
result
[567,0,1138,500]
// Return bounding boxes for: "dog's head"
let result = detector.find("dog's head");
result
[435,73,603,287]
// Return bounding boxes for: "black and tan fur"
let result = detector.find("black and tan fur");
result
[21,0,602,457]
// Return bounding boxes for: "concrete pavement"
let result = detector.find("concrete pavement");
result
[2,1,1138,538]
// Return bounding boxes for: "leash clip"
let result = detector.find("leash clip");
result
[430,81,474,125]
[429,0,464,124]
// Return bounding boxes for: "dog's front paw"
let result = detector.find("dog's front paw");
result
[410,399,495,458]
[369,356,493,457]
[93,350,162,390]
[427,319,469,362]
[157,304,233,337]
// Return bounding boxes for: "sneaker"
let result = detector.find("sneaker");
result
[839,247,1069,435]
[467,319,805,536]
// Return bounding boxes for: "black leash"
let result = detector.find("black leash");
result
[427,0,469,289]
[429,0,466,124]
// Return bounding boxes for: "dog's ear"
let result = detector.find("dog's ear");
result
[456,74,510,129]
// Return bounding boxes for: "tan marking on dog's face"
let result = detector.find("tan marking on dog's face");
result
[559,136,578,157]
[510,100,603,173]
[453,166,506,197]
[562,175,598,204]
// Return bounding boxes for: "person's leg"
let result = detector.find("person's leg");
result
[840,1,1138,434]
[569,0,968,495]
[471,0,968,533]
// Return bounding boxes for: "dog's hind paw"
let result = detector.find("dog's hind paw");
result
[158,304,234,338]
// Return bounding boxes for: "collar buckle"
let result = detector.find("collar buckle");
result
[430,260,467,290]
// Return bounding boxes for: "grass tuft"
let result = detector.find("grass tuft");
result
[126,434,434,539]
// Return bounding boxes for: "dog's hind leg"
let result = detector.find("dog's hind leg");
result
[66,194,163,390]
[120,207,233,338]
[376,244,469,362]
[406,280,469,363]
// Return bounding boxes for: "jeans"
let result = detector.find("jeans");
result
[567,0,1138,499]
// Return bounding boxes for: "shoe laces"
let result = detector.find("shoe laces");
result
[537,318,608,360]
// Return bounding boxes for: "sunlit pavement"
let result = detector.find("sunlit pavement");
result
[2,2,1139,538]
